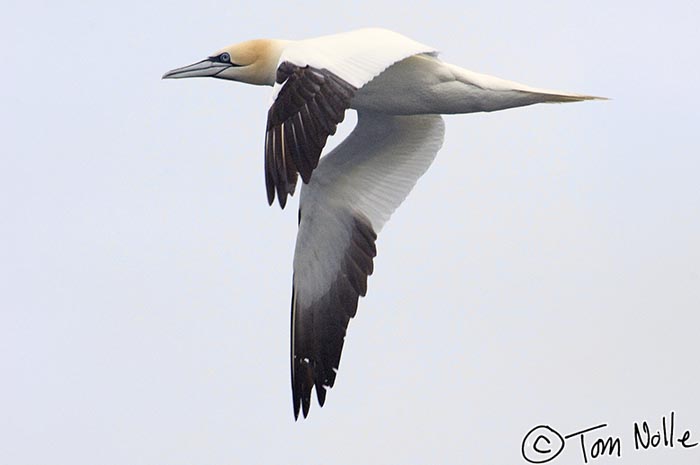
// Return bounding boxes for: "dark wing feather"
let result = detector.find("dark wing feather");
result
[291,213,377,419]
[266,62,357,208]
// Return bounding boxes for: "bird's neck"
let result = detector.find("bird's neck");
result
[248,39,289,86]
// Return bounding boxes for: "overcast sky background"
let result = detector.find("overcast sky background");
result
[2,0,699,464]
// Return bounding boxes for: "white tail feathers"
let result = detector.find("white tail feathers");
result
[525,91,608,104]
[445,62,607,112]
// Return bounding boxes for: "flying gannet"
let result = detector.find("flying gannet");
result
[163,28,603,419]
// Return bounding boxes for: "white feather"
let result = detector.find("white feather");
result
[271,28,437,100]
[293,112,445,302]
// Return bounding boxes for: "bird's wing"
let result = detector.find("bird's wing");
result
[290,111,445,419]
[265,28,437,208]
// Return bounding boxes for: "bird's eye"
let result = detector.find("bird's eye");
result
[219,53,230,63]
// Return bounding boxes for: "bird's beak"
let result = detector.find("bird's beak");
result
[162,59,231,79]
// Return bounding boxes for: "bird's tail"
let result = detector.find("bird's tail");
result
[521,91,608,104]
[444,62,607,113]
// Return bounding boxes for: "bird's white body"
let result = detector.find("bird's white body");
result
[163,27,603,420]
[262,29,591,116]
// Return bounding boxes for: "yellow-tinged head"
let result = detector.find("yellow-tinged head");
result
[162,39,286,86]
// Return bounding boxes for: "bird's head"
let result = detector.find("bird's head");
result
[162,39,285,86]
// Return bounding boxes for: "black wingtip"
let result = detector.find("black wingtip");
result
[301,398,310,418]
[316,385,327,407]
[292,377,304,420]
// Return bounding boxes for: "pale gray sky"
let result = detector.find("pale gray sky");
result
[1,0,699,464]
